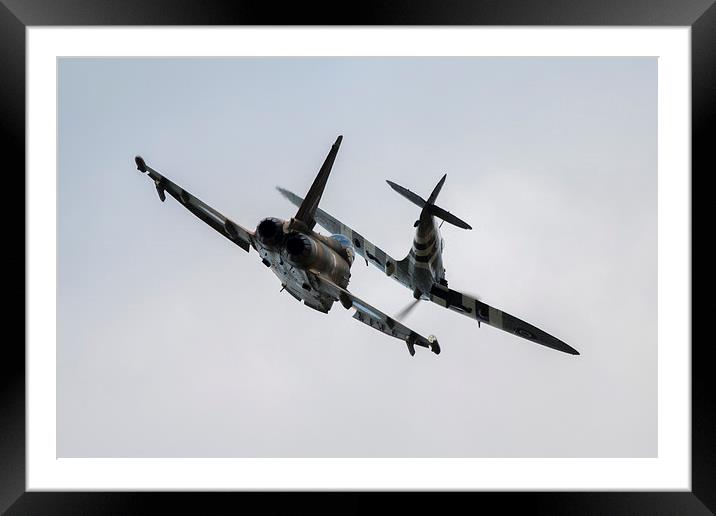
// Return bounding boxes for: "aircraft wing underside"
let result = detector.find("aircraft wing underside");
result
[429,283,579,355]
[278,187,412,289]
[134,156,254,252]
[312,272,439,356]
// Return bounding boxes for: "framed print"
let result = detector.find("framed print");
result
[5,0,711,513]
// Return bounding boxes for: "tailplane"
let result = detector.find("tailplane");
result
[386,174,472,230]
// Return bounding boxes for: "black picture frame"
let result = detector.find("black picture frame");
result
[4,1,710,513]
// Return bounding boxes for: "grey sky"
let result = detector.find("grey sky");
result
[57,57,656,457]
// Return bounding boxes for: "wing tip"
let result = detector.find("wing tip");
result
[553,340,580,355]
[134,155,147,173]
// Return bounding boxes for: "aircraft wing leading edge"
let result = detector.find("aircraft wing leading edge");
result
[429,283,579,355]
[134,156,254,252]
[313,272,439,356]
[277,187,413,289]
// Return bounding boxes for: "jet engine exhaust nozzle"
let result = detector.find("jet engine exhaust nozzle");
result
[256,217,284,247]
[286,233,312,259]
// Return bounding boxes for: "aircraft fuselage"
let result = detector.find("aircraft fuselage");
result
[253,216,354,313]
[406,211,445,299]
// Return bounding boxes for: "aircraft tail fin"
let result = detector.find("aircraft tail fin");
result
[386,174,472,230]
[293,135,343,230]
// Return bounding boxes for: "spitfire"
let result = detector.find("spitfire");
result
[278,141,580,357]
[135,135,577,357]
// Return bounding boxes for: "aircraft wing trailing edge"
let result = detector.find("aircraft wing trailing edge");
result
[429,283,579,355]
[134,156,254,252]
[277,187,413,289]
[313,273,439,356]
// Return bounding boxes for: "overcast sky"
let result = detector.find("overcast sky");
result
[57,57,656,457]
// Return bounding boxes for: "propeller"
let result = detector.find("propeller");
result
[395,297,421,321]
[394,287,482,322]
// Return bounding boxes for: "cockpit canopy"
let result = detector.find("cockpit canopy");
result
[330,234,355,265]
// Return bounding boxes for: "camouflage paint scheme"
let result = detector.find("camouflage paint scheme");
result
[135,136,439,356]
[279,155,579,356]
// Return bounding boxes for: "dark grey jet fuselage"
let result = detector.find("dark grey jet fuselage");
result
[134,136,440,357]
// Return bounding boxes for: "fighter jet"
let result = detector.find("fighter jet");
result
[134,136,440,356]
[279,168,579,356]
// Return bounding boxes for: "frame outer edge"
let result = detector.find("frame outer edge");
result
[0,0,27,514]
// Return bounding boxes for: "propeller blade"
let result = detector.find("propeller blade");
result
[395,298,421,321]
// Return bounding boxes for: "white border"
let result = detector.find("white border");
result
[27,27,691,490]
